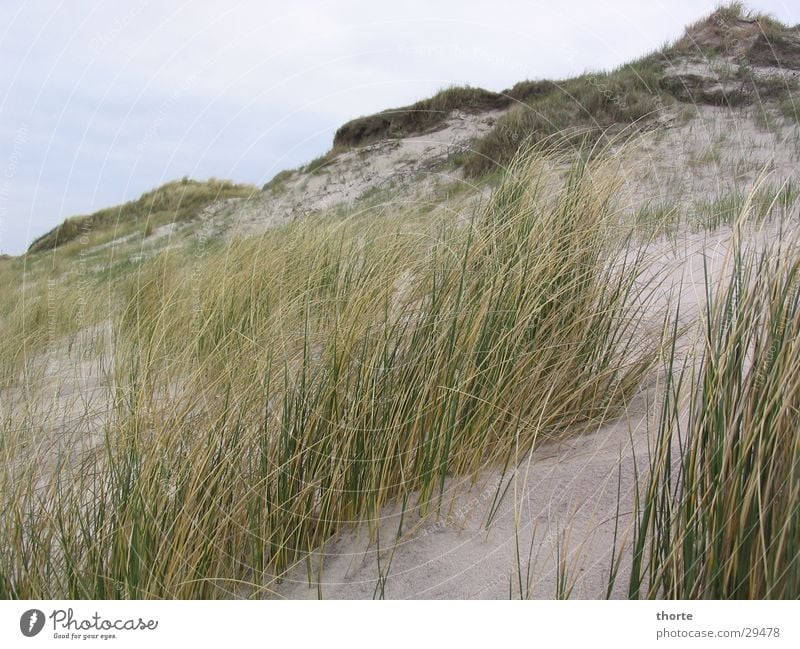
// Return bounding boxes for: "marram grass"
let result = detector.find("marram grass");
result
[0,148,659,598]
[626,226,800,599]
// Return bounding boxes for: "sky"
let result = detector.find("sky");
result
[0,1,798,255]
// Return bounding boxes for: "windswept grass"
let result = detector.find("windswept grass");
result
[692,180,799,230]
[632,181,799,239]
[0,148,659,598]
[626,226,800,599]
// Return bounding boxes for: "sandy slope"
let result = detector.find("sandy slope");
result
[74,103,800,271]
[228,109,506,238]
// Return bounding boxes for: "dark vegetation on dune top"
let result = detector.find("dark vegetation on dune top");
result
[330,5,799,177]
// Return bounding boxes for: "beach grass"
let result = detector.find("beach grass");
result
[0,147,659,598]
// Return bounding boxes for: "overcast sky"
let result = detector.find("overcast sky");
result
[1,0,797,255]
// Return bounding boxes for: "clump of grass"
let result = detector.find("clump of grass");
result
[689,145,722,168]
[302,148,343,174]
[692,181,799,230]
[0,146,658,598]
[753,106,780,132]
[678,105,698,124]
[463,61,666,177]
[672,3,794,65]
[779,97,800,126]
[628,229,800,598]
[634,201,682,237]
